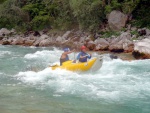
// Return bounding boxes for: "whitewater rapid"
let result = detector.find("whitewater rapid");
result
[14,47,150,103]
[0,45,150,113]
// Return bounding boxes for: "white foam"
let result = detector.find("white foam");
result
[29,46,37,48]
[24,50,62,63]
[1,45,150,104]
[16,68,51,83]
[53,94,62,97]
[0,51,11,57]
[14,49,150,102]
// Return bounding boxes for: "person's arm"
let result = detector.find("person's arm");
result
[64,49,75,55]
[87,53,91,59]
[85,53,91,59]
[76,52,81,60]
[78,53,90,59]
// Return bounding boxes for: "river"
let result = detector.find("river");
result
[0,45,150,113]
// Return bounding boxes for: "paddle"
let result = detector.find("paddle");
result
[73,52,76,62]
[72,51,78,63]
[73,52,74,59]
[84,53,91,66]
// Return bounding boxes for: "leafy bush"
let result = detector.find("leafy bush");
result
[70,0,105,32]
[0,17,14,29]
[31,15,52,30]
[0,0,7,4]
[52,0,75,30]
[105,0,121,14]
[101,31,120,38]
[130,30,138,36]
[0,0,29,29]
[132,0,150,28]
[0,0,149,32]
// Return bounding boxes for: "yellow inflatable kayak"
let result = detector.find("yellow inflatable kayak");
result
[50,56,103,72]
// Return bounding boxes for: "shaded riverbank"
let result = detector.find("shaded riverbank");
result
[0,28,150,60]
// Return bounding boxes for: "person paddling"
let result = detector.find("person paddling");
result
[76,45,91,62]
[60,48,75,66]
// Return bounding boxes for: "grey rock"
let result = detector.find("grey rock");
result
[134,38,150,54]
[0,28,11,35]
[146,29,150,36]
[94,38,109,45]
[108,10,128,31]
[56,36,65,43]
[39,39,52,46]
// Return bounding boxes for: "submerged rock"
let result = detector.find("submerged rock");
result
[109,54,118,59]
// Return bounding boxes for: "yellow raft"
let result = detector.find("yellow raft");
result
[50,56,103,72]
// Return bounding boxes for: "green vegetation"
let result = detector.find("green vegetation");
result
[0,0,7,4]
[132,0,150,28]
[101,30,121,38]
[0,0,149,31]
[130,30,138,36]
[0,0,28,29]
[70,0,104,31]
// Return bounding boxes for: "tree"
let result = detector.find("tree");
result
[70,0,105,31]
[0,0,29,29]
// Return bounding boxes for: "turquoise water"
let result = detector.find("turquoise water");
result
[0,45,150,113]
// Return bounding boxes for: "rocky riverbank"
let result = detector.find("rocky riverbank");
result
[0,27,150,60]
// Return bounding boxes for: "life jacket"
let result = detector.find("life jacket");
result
[60,55,69,66]
[77,52,91,62]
